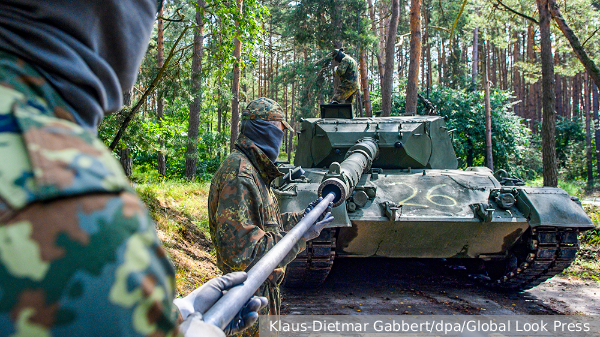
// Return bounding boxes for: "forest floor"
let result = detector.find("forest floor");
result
[137,181,600,314]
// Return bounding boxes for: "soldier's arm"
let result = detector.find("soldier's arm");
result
[335,58,350,77]
[212,177,306,272]
[280,211,304,231]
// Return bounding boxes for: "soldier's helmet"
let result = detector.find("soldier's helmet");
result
[242,97,294,132]
[332,48,345,62]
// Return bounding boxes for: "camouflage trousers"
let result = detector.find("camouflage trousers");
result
[332,86,358,103]
[0,85,180,336]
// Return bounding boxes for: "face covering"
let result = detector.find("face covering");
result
[241,120,284,162]
[0,0,158,131]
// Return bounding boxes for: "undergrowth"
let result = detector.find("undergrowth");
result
[136,181,219,295]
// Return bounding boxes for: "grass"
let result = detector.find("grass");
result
[136,180,219,296]
[563,241,600,281]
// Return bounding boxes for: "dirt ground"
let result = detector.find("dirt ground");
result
[281,258,600,316]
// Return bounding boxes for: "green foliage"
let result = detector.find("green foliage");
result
[388,86,533,177]
[554,117,588,180]
[525,177,587,199]
[580,228,600,245]
[285,0,372,49]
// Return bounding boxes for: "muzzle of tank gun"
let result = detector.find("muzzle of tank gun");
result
[318,138,379,207]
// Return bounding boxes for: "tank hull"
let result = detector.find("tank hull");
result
[280,168,593,259]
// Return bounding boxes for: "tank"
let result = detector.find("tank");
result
[273,104,595,290]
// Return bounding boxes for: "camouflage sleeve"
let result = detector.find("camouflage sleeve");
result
[0,192,181,337]
[335,58,350,77]
[212,176,306,272]
[280,211,304,232]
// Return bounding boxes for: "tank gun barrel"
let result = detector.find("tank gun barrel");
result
[318,138,379,207]
[202,192,336,329]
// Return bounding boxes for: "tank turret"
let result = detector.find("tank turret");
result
[294,115,457,170]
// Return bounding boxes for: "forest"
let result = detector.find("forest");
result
[97,0,600,190]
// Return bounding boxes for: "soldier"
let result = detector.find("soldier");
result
[0,0,264,336]
[208,97,334,337]
[330,48,361,104]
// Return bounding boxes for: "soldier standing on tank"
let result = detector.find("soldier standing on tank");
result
[330,48,360,104]
[0,1,266,336]
[208,97,334,337]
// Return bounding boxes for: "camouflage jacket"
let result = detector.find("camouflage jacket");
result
[0,51,181,336]
[334,54,360,91]
[208,134,305,287]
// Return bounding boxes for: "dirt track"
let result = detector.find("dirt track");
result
[281,258,600,316]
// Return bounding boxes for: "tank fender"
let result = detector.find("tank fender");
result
[514,187,594,229]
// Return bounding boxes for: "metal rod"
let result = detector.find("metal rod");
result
[202,192,336,329]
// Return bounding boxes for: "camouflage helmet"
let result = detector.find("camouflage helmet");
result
[242,97,294,132]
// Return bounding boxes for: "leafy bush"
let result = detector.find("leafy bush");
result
[554,117,588,180]
[390,86,533,177]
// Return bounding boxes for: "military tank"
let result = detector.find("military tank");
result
[273,104,595,290]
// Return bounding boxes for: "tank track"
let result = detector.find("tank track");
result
[283,229,336,288]
[477,226,579,291]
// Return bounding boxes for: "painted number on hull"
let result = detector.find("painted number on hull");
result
[389,182,457,208]
[426,184,457,207]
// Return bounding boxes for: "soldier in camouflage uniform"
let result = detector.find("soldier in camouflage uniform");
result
[0,1,264,336]
[331,49,361,103]
[208,97,333,337]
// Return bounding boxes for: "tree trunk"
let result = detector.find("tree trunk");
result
[502,47,508,90]
[573,73,580,117]
[360,47,372,117]
[380,0,400,117]
[119,89,133,177]
[526,23,536,129]
[425,3,431,99]
[230,0,243,152]
[379,0,390,80]
[484,40,493,171]
[156,8,166,177]
[404,0,421,115]
[564,75,570,118]
[119,147,133,177]
[593,82,600,180]
[218,75,223,133]
[471,27,479,90]
[512,30,521,118]
[367,0,385,84]
[554,52,563,117]
[288,46,296,163]
[438,39,445,87]
[585,73,593,185]
[185,0,206,180]
[537,0,558,187]
[397,43,403,87]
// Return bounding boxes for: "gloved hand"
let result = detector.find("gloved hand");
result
[302,197,334,241]
[174,272,268,336]
[304,197,332,222]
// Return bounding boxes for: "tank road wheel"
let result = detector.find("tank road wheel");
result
[283,229,336,288]
[477,227,580,291]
